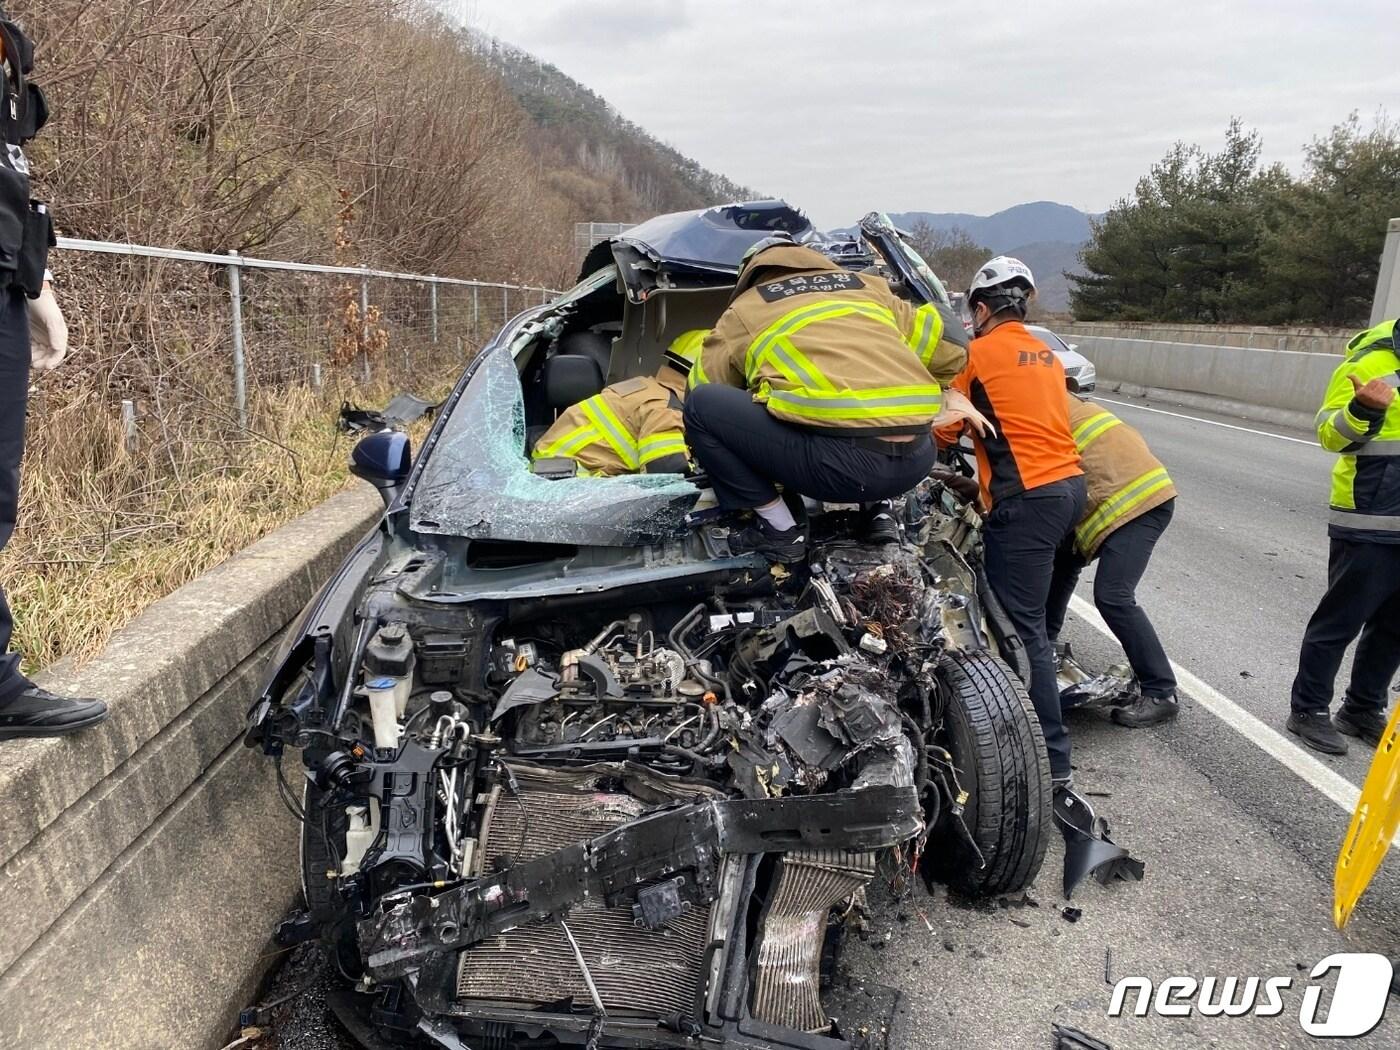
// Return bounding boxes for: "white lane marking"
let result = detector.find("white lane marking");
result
[1094,396,1317,446]
[1068,594,1361,813]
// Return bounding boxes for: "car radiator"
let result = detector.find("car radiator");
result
[456,781,709,1016]
[750,849,877,1033]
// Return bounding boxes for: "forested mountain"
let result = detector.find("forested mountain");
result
[27,1,752,286]
[887,202,1094,249]
[476,38,755,222]
[839,202,1095,310]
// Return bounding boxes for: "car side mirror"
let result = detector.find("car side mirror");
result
[350,430,411,507]
[1067,342,1079,352]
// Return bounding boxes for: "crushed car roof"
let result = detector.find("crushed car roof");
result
[610,199,813,283]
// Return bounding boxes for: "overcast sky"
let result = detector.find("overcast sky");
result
[461,0,1400,228]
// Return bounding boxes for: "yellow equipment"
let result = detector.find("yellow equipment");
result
[1335,701,1400,929]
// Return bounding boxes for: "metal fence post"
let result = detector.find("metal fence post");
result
[312,363,322,390]
[227,250,248,429]
[472,285,479,338]
[360,266,371,383]
[430,277,439,344]
[502,285,508,323]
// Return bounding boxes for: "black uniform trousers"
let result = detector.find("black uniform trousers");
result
[1045,499,1177,699]
[1290,538,1400,716]
[0,286,31,703]
[982,475,1087,782]
[682,383,936,510]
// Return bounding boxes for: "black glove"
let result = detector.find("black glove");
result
[929,465,980,506]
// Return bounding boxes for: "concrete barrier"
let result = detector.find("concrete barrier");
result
[0,485,382,1050]
[1056,320,1351,356]
[1067,333,1342,427]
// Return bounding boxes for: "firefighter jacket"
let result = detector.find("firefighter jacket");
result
[532,366,689,477]
[1316,318,1400,543]
[1067,395,1177,558]
[689,244,968,435]
[935,320,1082,509]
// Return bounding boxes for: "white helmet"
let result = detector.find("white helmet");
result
[968,256,1036,302]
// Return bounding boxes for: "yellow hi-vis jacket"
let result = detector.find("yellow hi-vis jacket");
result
[1316,319,1400,543]
[1068,395,1176,558]
[532,367,689,476]
[689,244,968,434]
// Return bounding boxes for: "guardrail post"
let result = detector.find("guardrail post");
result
[429,277,439,344]
[312,363,322,390]
[472,286,479,338]
[226,250,247,429]
[502,285,509,323]
[120,399,138,450]
[359,267,371,383]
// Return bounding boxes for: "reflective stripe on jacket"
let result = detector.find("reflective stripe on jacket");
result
[532,369,688,477]
[1316,319,1400,543]
[689,244,968,435]
[1068,396,1177,557]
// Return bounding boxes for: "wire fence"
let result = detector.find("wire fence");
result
[6,241,564,668]
[50,238,558,433]
[573,222,632,253]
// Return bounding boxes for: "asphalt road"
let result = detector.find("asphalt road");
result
[843,390,1400,1049]
[263,390,1400,1049]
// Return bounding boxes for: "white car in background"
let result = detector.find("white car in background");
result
[1028,324,1096,392]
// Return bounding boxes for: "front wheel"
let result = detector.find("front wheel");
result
[924,651,1052,896]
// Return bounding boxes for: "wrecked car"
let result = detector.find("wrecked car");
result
[246,202,1056,1049]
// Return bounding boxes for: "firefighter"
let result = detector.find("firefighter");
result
[0,10,109,739]
[1045,391,1179,727]
[935,257,1085,786]
[685,234,967,562]
[532,329,703,477]
[1286,318,1400,756]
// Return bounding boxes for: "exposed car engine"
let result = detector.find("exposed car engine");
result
[252,488,1052,1049]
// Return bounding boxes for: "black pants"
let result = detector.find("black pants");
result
[1046,499,1176,699]
[0,287,31,703]
[1290,538,1400,716]
[683,383,936,509]
[983,476,1087,781]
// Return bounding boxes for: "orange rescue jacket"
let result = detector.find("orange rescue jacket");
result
[936,320,1082,508]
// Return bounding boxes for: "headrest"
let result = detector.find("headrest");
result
[543,354,605,409]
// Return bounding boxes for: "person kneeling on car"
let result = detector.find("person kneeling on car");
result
[684,234,967,563]
[532,329,704,477]
[1044,389,1180,727]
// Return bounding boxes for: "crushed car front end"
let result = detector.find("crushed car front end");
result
[246,202,1051,1049]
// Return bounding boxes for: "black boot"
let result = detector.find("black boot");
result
[729,519,807,564]
[1112,692,1180,728]
[1334,704,1389,747]
[862,500,901,544]
[1286,709,1347,755]
[0,686,110,740]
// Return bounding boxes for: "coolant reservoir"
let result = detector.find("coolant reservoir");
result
[365,622,416,717]
[342,799,381,876]
[365,676,402,749]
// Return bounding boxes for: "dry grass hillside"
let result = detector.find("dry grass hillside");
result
[6,0,749,672]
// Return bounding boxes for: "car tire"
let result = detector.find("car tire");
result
[925,650,1052,897]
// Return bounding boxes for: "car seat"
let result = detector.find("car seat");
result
[542,331,613,410]
[527,331,615,455]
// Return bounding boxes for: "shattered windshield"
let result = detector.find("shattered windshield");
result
[411,346,700,546]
